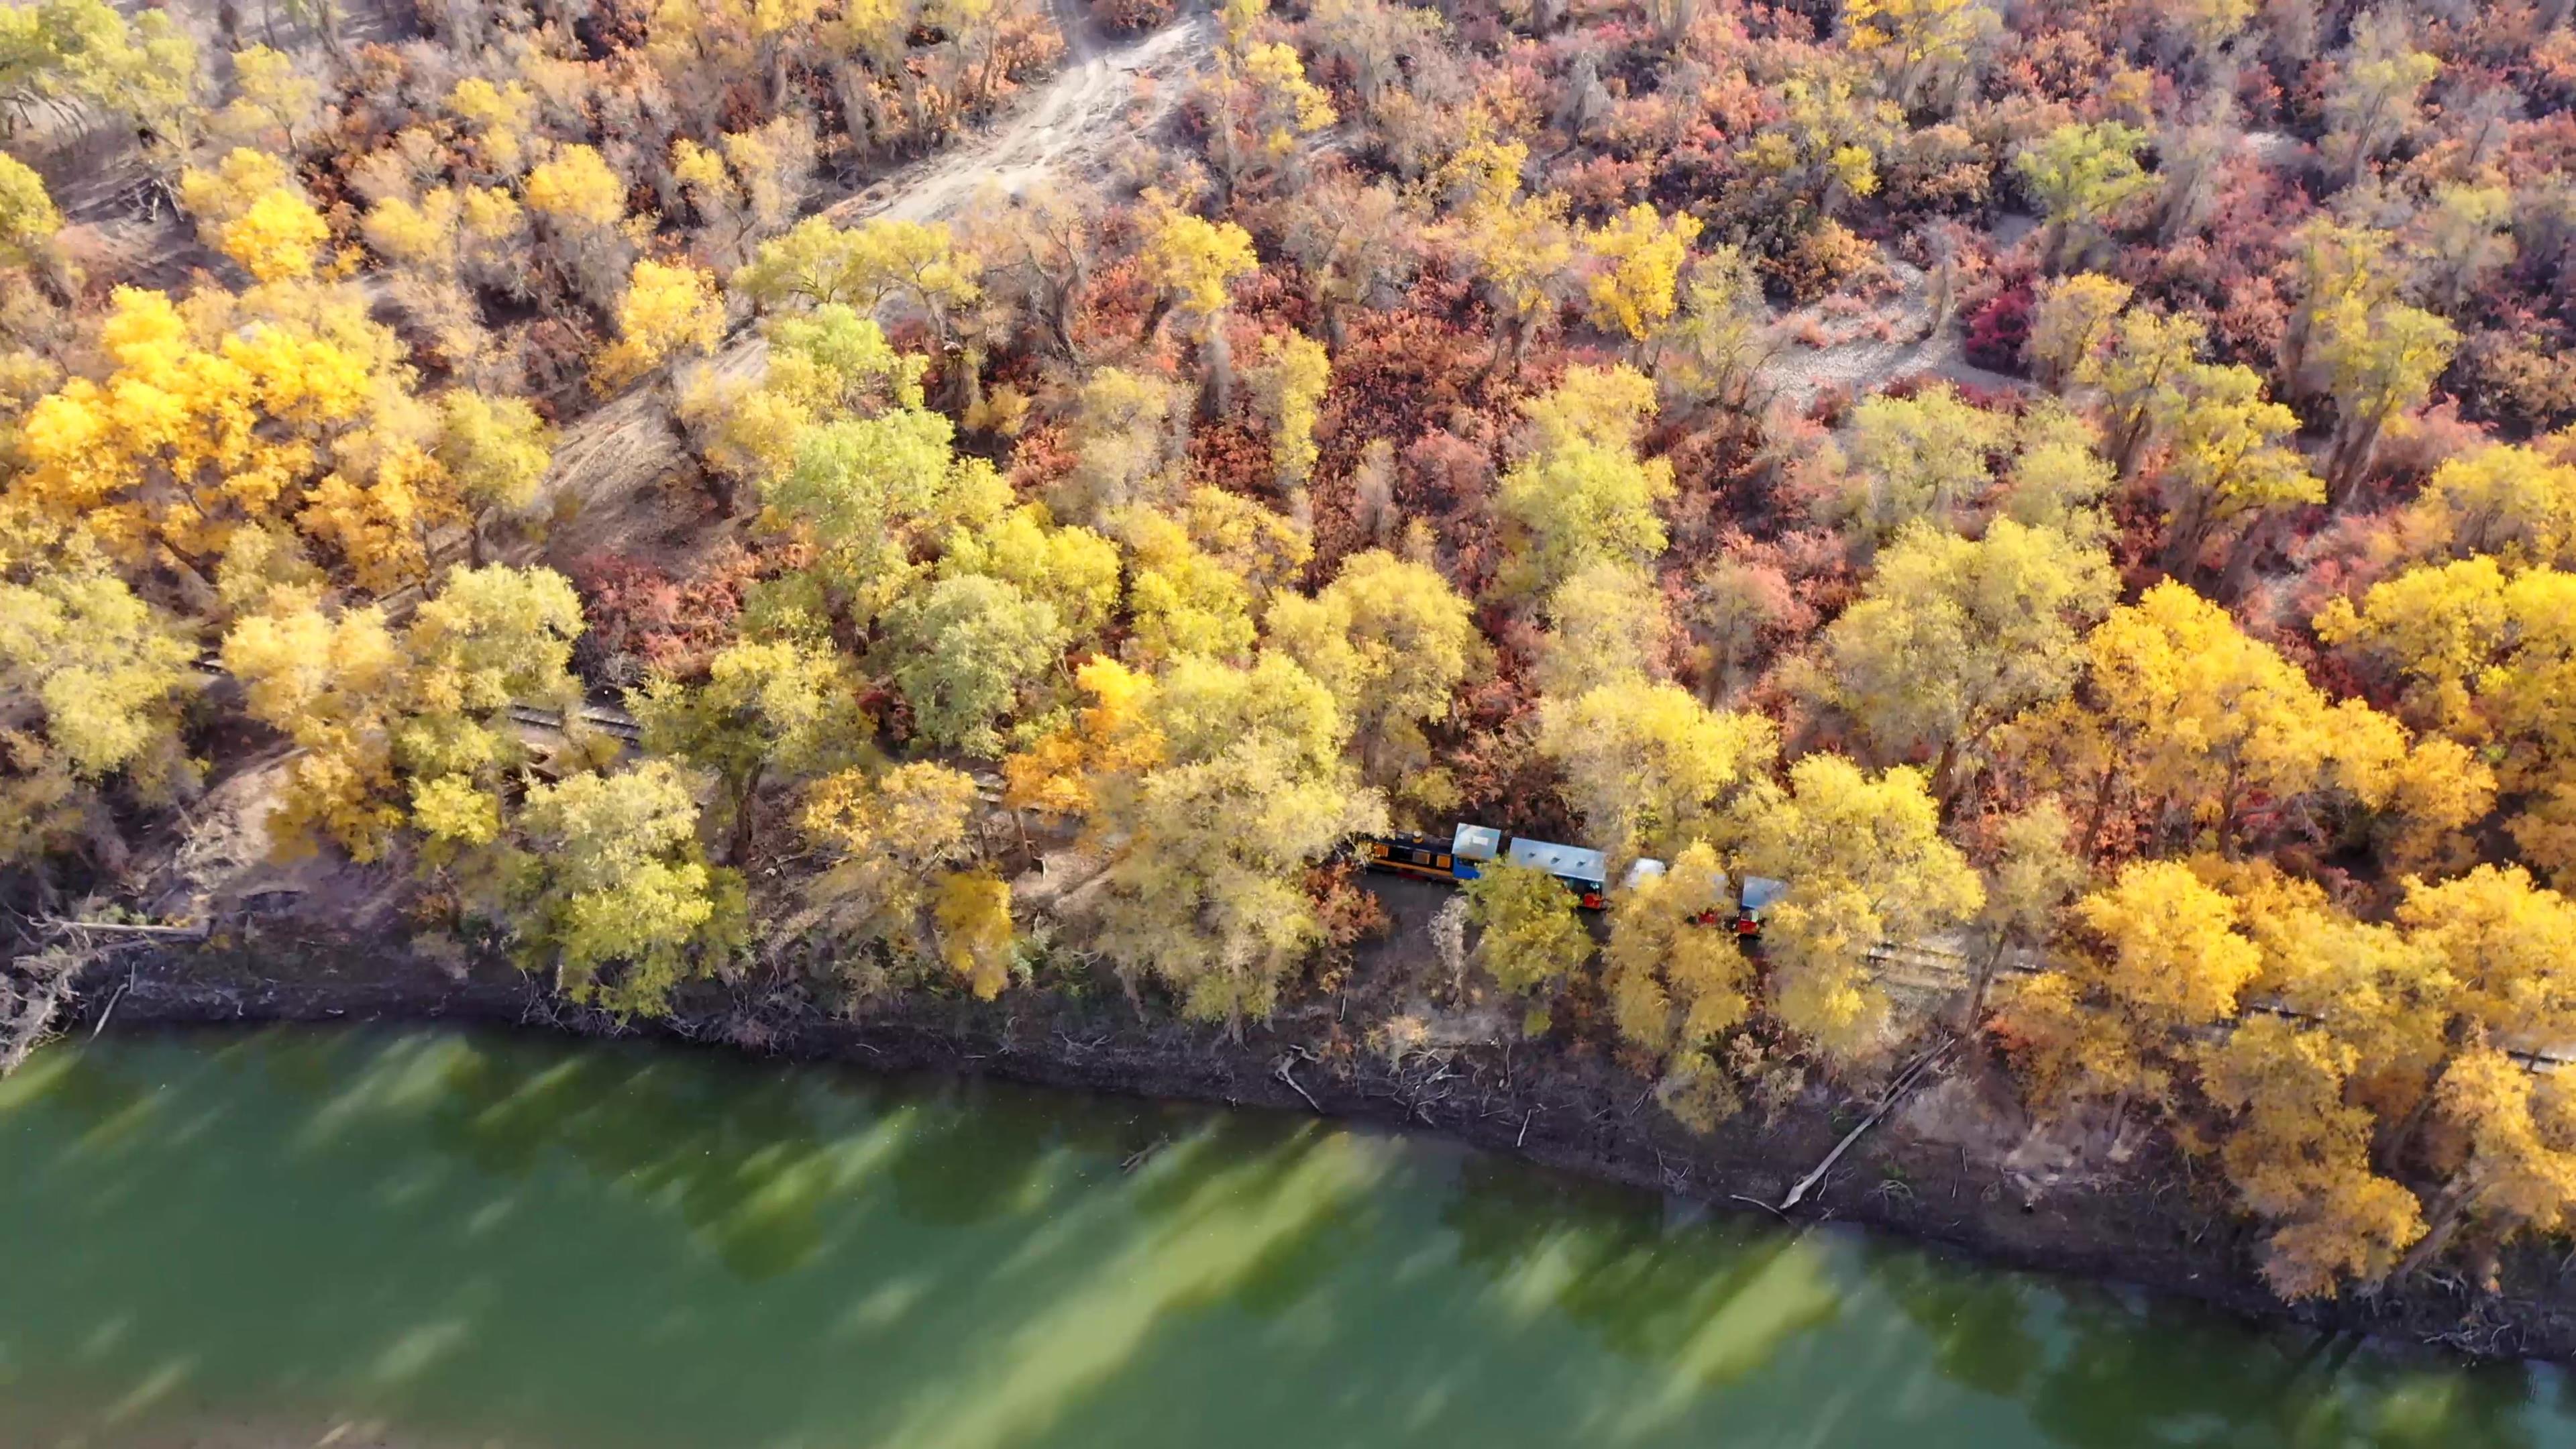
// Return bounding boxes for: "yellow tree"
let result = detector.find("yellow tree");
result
[2198,1016,2427,1299]
[2042,581,2379,855]
[1249,330,1329,491]
[1138,199,1258,339]
[0,0,200,146]
[14,280,464,596]
[1119,506,1258,663]
[734,216,985,350]
[507,760,747,1016]
[934,867,1017,999]
[2075,306,2205,477]
[2148,362,2323,574]
[1533,561,1668,702]
[223,564,584,862]
[1203,41,1337,199]
[1494,364,1674,598]
[1736,755,1981,1063]
[1998,857,2257,1104]
[1464,857,1591,1004]
[1001,654,1163,816]
[2323,7,2439,189]
[596,258,725,391]
[800,761,985,961]
[437,390,554,562]
[1439,129,1578,366]
[1265,548,1479,807]
[1844,0,1998,113]
[1538,678,1776,873]
[1079,651,1385,1032]
[0,151,60,269]
[1584,205,1702,345]
[2318,561,2575,876]
[1822,518,2116,802]
[1605,840,1752,1059]
[2023,272,2130,388]
[2400,442,2576,570]
[0,519,198,871]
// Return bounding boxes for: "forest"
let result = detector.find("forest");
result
[5,0,2576,1310]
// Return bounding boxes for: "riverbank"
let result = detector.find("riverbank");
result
[68,917,2576,1368]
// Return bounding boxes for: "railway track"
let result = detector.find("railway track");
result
[1857,930,2576,1073]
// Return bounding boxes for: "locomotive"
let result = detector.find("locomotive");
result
[1355,823,1784,939]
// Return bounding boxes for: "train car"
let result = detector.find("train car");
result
[1622,857,1785,938]
[1505,836,1613,909]
[1354,822,1784,937]
[1353,823,1505,883]
[1355,830,1467,883]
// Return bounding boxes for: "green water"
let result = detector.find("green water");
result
[0,1030,2569,1449]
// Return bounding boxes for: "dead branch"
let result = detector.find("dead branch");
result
[1778,1034,1957,1215]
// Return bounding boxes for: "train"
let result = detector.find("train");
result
[1355,823,1785,939]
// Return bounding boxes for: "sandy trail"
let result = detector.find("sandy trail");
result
[537,17,1214,563]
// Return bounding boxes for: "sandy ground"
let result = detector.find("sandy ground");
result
[1753,259,2027,412]
[534,16,1216,568]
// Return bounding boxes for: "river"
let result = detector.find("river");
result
[0,1028,2567,1448]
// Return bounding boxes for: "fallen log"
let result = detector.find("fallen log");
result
[1778,1035,1957,1215]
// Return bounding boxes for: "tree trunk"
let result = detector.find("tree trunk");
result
[2379,1042,2461,1178]
[2080,765,2119,862]
[729,761,765,864]
[2389,1181,2471,1287]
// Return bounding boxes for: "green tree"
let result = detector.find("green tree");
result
[1532,561,1670,701]
[2323,7,2438,189]
[762,402,1009,621]
[733,215,983,350]
[508,760,748,1017]
[2014,121,2152,270]
[1650,246,1772,415]
[941,504,1122,649]
[1081,651,1384,1032]
[0,524,197,871]
[0,151,59,267]
[630,636,862,859]
[2311,298,2456,504]
[879,573,1067,756]
[1828,383,2012,544]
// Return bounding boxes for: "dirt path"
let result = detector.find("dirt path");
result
[537,17,1215,566]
